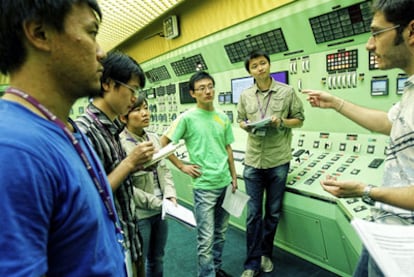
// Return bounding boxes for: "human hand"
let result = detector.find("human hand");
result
[231,178,238,192]
[320,174,365,198]
[269,116,283,128]
[166,197,177,206]
[240,120,253,132]
[302,89,337,110]
[180,164,202,178]
[127,141,155,171]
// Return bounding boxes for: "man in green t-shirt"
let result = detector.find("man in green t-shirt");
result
[161,71,237,277]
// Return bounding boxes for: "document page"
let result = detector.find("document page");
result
[143,142,181,168]
[221,185,250,218]
[162,199,196,228]
[352,218,414,277]
[245,117,272,129]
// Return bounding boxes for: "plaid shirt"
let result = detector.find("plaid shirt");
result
[76,103,141,261]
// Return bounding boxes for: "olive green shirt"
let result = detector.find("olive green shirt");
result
[237,79,304,169]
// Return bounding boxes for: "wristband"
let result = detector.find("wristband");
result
[362,184,375,205]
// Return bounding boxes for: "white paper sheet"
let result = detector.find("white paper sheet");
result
[245,117,272,128]
[162,199,196,228]
[352,218,414,277]
[221,185,250,218]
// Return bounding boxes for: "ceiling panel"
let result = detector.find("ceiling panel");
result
[97,0,185,51]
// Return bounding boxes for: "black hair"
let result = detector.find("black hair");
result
[100,50,146,97]
[244,50,271,73]
[372,0,414,45]
[188,71,215,91]
[124,94,148,120]
[0,0,102,75]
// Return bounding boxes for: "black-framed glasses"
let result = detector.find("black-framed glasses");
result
[114,80,140,97]
[370,25,400,39]
[194,85,214,93]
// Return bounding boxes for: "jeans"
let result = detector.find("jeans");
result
[137,213,168,277]
[353,247,384,277]
[243,163,289,271]
[193,187,230,277]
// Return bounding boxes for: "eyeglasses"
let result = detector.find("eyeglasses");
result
[370,25,400,38]
[194,85,214,93]
[114,80,140,97]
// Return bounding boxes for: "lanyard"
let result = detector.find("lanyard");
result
[123,128,148,144]
[5,87,123,237]
[255,90,273,119]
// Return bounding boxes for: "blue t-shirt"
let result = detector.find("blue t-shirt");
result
[0,100,126,276]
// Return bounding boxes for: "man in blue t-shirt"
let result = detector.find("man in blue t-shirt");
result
[0,1,126,276]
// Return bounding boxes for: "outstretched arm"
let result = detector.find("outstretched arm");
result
[320,176,414,211]
[302,89,391,135]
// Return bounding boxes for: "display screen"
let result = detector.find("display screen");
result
[225,92,232,104]
[178,81,196,104]
[370,79,388,96]
[226,111,233,123]
[231,76,254,104]
[270,71,289,84]
[397,76,408,95]
[218,93,225,104]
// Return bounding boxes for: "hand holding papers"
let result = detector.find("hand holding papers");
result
[221,185,250,218]
[245,117,272,137]
[162,199,196,228]
[352,218,414,277]
[143,142,182,168]
[245,117,272,129]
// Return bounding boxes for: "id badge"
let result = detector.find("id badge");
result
[253,127,266,137]
[124,249,133,277]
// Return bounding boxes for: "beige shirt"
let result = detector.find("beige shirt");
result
[237,79,304,169]
[120,128,176,219]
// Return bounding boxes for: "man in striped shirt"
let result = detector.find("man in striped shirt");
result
[76,50,155,277]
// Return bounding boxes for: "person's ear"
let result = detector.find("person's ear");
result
[22,19,51,51]
[190,90,196,99]
[101,80,111,93]
[119,114,128,124]
[407,21,414,47]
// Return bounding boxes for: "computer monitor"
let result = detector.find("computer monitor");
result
[231,76,254,104]
[396,76,408,95]
[270,70,289,84]
[371,79,388,96]
[178,81,196,104]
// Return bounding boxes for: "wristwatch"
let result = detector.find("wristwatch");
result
[362,184,375,205]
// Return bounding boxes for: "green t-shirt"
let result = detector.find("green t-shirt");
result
[165,107,234,190]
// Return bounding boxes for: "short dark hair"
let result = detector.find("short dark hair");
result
[372,0,414,45]
[124,94,148,120]
[188,71,215,91]
[100,50,146,97]
[0,0,102,75]
[244,50,271,73]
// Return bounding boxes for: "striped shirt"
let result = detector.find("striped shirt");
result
[380,75,414,215]
[75,103,141,261]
